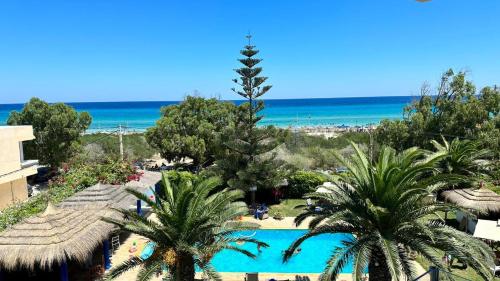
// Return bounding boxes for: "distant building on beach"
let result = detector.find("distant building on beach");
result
[0,126,38,209]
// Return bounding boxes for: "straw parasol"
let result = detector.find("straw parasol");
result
[441,188,500,213]
[59,183,144,209]
[0,203,115,270]
[0,171,160,271]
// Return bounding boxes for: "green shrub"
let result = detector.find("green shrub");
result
[0,160,138,232]
[279,132,372,170]
[284,131,371,152]
[162,170,199,187]
[286,170,327,198]
[0,183,77,231]
[273,211,284,220]
[80,133,157,161]
[56,159,137,190]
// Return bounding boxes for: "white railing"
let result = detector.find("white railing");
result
[20,159,38,169]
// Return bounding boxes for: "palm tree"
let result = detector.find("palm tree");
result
[103,173,268,281]
[432,137,492,187]
[283,143,494,281]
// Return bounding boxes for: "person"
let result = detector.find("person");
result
[257,244,262,252]
[306,198,313,208]
[255,204,269,220]
[160,163,167,171]
[254,204,261,219]
[129,241,138,253]
[442,254,449,267]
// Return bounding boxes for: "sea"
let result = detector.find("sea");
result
[0,96,415,133]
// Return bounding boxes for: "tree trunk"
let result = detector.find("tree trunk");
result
[369,250,392,281]
[175,252,195,281]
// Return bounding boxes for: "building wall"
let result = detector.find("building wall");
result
[0,126,37,210]
[0,126,35,175]
[456,210,478,234]
[0,136,22,176]
[0,178,29,209]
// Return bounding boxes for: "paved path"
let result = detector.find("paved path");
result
[241,216,311,229]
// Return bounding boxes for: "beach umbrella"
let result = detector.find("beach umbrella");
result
[442,188,500,233]
[441,188,500,214]
[0,203,115,270]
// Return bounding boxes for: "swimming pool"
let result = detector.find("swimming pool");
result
[208,229,354,273]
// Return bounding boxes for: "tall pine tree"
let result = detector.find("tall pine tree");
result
[216,35,284,208]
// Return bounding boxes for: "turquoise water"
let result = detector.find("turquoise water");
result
[0,96,415,131]
[208,229,354,273]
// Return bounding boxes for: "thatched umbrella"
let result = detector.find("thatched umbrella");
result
[441,188,500,213]
[0,203,114,270]
[0,172,160,273]
[59,183,144,209]
[0,183,147,271]
[442,188,500,233]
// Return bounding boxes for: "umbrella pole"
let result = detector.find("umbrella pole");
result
[465,214,469,233]
[59,261,68,281]
[103,240,111,270]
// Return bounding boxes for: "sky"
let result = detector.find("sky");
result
[0,0,499,104]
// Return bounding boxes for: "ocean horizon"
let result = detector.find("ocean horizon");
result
[0,96,416,132]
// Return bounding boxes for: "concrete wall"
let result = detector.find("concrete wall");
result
[0,178,29,209]
[0,126,35,175]
[0,126,36,209]
[456,210,478,234]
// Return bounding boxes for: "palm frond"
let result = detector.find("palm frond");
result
[104,256,144,280]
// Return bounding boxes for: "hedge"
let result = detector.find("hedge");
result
[286,170,328,198]
[0,160,138,232]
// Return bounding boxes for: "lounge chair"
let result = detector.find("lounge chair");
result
[245,272,259,281]
[255,204,269,220]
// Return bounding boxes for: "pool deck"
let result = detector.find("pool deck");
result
[241,216,312,229]
[110,216,429,281]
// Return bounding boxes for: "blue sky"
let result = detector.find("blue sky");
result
[0,0,499,103]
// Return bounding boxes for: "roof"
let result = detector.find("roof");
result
[442,188,500,213]
[59,183,140,209]
[0,171,161,270]
[474,219,500,242]
[0,126,35,142]
[0,204,114,270]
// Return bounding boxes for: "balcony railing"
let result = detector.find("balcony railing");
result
[21,159,39,169]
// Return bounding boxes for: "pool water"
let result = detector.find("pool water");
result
[207,229,354,273]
